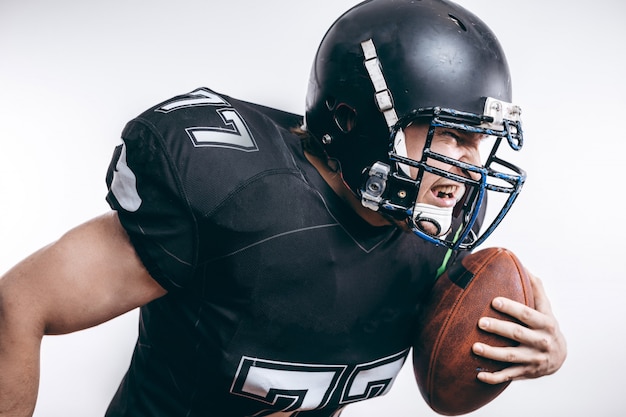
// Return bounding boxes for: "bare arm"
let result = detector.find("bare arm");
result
[0,211,166,416]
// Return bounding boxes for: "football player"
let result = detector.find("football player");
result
[0,1,566,416]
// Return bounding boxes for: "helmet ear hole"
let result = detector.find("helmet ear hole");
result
[333,103,357,133]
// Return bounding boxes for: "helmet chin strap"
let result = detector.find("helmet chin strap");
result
[411,203,453,237]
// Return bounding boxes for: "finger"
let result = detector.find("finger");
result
[476,310,566,375]
[476,364,527,384]
[487,297,544,331]
[473,341,552,382]
[472,342,527,384]
[473,340,534,365]
[477,315,534,345]
[477,313,557,359]
[476,370,509,385]
[472,342,542,383]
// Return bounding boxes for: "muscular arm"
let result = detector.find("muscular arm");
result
[0,211,166,416]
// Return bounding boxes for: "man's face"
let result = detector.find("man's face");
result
[403,124,486,235]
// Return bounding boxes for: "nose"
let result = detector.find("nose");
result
[460,142,482,165]
[453,144,483,181]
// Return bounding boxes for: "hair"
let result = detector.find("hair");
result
[290,125,328,159]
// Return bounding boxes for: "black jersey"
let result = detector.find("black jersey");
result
[105,87,461,417]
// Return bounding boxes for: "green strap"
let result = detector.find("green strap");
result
[435,226,464,278]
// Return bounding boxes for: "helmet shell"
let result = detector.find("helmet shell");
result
[305,0,513,191]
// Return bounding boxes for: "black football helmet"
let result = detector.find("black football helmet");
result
[305,0,526,250]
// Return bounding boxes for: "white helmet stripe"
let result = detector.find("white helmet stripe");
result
[361,39,398,129]
[361,39,410,175]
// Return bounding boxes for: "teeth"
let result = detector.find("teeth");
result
[434,185,457,199]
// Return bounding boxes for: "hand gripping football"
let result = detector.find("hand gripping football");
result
[412,247,534,415]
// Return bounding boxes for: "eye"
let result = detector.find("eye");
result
[440,129,484,148]
[437,129,462,144]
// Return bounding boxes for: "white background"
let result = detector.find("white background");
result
[1,0,625,416]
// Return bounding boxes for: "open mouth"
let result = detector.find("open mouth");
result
[432,184,460,201]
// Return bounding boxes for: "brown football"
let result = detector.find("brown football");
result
[412,247,534,415]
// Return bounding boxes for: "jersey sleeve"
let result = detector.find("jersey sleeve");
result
[106,118,197,291]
